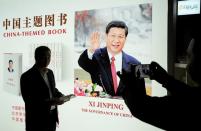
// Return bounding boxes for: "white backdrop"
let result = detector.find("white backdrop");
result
[0,0,167,131]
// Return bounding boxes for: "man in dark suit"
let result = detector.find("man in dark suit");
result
[78,20,145,96]
[120,33,201,130]
[20,46,66,131]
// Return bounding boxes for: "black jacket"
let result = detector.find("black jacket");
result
[20,65,63,131]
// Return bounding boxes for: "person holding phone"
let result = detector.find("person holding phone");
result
[119,33,201,130]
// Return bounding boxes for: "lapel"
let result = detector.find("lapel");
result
[46,70,54,92]
[122,51,132,72]
[33,66,53,97]
[95,47,113,89]
[117,52,131,93]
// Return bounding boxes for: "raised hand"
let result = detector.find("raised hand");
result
[88,32,101,53]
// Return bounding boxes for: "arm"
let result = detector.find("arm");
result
[48,69,64,98]
[47,69,66,105]
[78,49,98,74]
[150,61,192,96]
[119,70,172,130]
[78,32,101,74]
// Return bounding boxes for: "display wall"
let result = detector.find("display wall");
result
[0,0,167,131]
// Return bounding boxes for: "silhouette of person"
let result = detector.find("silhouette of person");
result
[20,46,66,131]
[119,33,201,130]
[78,20,145,97]
[8,59,14,72]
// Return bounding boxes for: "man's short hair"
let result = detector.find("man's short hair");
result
[9,60,13,63]
[34,46,51,60]
[105,20,128,37]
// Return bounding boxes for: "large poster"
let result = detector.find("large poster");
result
[74,3,152,97]
[0,0,167,131]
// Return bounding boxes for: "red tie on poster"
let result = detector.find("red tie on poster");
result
[111,56,118,94]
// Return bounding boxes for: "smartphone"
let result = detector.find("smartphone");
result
[60,94,76,102]
[134,64,151,78]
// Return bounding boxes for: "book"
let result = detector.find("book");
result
[3,53,22,96]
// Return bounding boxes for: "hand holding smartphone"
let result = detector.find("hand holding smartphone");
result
[59,94,76,102]
[134,64,151,79]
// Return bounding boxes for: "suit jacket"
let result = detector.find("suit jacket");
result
[8,68,14,72]
[20,65,63,131]
[78,47,145,96]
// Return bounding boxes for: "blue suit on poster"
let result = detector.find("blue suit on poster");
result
[78,47,145,96]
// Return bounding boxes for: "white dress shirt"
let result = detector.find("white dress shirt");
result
[39,68,56,110]
[108,52,122,86]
